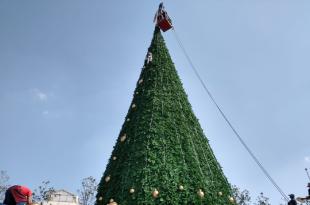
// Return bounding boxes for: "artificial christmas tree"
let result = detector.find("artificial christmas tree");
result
[96,26,233,205]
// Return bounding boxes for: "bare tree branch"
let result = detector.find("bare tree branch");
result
[32,181,55,202]
[0,170,10,201]
[77,176,97,205]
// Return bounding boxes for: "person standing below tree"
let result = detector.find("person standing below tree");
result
[288,194,297,205]
[3,185,32,205]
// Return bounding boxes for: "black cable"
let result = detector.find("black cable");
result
[305,168,310,181]
[172,27,289,202]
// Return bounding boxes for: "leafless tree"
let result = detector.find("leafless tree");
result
[0,170,10,201]
[77,176,97,205]
[254,192,271,205]
[32,181,55,202]
[232,185,251,205]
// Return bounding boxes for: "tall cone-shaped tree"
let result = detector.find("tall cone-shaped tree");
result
[96,27,233,205]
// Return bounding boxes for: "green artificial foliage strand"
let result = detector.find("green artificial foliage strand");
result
[96,27,233,205]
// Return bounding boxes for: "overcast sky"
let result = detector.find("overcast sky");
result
[1,1,310,204]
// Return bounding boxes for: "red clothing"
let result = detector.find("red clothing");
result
[9,185,32,203]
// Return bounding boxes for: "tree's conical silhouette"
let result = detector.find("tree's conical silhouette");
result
[96,27,233,205]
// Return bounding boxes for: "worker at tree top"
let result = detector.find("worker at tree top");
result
[3,185,32,205]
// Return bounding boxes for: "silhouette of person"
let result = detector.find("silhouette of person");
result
[307,183,310,199]
[288,194,297,205]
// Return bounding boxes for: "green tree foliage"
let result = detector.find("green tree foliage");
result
[96,27,232,205]
[232,185,251,205]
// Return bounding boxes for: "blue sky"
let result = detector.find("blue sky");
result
[1,1,310,204]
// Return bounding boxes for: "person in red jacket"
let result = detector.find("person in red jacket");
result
[3,185,32,205]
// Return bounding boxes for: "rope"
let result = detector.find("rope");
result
[195,127,215,185]
[171,27,289,202]
[173,119,190,185]
[142,47,157,190]
[177,100,206,183]
[196,125,232,191]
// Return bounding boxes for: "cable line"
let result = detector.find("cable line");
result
[305,168,310,181]
[171,27,289,202]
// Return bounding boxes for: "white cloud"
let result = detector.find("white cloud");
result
[305,156,310,163]
[30,88,48,102]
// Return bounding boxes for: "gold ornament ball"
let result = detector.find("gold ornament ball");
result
[105,175,111,182]
[120,134,127,142]
[218,191,223,196]
[138,79,143,84]
[98,197,103,201]
[126,118,130,122]
[197,189,205,198]
[152,189,159,198]
[131,104,136,108]
[129,188,135,194]
[179,185,184,191]
[107,199,117,205]
[229,196,234,203]
[112,156,117,160]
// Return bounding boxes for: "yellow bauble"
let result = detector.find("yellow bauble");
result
[229,196,234,203]
[179,185,184,191]
[126,118,130,122]
[131,104,136,108]
[105,175,111,182]
[152,189,159,198]
[112,156,117,160]
[139,79,143,84]
[129,188,135,194]
[107,199,117,205]
[98,197,103,201]
[197,189,204,198]
[218,191,223,196]
[120,134,127,142]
